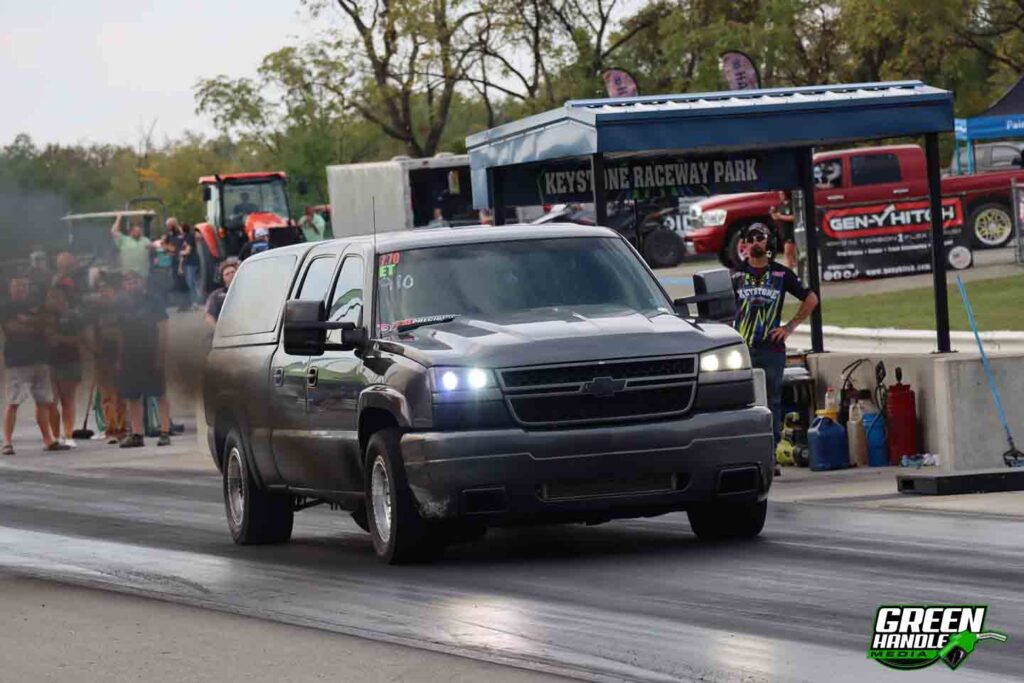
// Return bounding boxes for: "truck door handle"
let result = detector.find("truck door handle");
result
[827,194,845,201]
[893,188,910,194]
[272,367,284,386]
[306,367,319,387]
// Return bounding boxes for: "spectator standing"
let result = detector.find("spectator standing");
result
[116,270,171,448]
[90,273,128,444]
[237,228,270,261]
[27,250,51,303]
[52,252,82,303]
[45,285,85,447]
[110,214,157,281]
[179,224,203,307]
[731,225,818,461]
[299,206,326,242]
[769,190,798,270]
[1,275,66,454]
[162,218,189,311]
[204,259,238,329]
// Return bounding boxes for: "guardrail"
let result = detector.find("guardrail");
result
[790,325,1024,354]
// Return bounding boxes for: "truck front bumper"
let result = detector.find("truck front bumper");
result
[401,407,773,523]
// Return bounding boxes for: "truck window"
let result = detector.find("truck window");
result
[217,255,297,337]
[814,159,843,189]
[992,145,1022,169]
[850,153,901,185]
[296,256,337,301]
[328,257,363,340]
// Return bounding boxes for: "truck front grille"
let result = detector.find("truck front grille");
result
[499,355,697,427]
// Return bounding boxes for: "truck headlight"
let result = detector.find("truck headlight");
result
[701,209,727,227]
[430,367,496,392]
[699,344,750,374]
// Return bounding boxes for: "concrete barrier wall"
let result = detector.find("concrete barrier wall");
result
[806,351,1024,472]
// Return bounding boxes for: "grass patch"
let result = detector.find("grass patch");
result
[783,274,1024,331]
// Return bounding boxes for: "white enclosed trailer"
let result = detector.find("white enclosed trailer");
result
[326,154,474,238]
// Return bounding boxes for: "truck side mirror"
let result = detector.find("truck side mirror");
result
[283,300,327,356]
[202,186,212,202]
[673,268,736,323]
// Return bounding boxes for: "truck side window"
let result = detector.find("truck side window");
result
[850,153,901,185]
[328,257,364,331]
[296,257,337,301]
[217,255,297,337]
[814,159,843,189]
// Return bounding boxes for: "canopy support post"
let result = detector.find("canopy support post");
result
[798,148,824,353]
[488,166,506,226]
[925,132,952,353]
[591,154,608,227]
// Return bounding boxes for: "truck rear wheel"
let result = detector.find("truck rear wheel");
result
[365,428,442,564]
[223,430,293,544]
[968,202,1014,249]
[687,499,766,541]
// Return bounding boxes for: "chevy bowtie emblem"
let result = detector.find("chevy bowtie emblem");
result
[582,376,626,397]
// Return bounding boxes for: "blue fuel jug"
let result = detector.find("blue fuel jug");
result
[808,416,849,471]
[862,413,889,467]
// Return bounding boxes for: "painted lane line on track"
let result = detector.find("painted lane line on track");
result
[656,276,693,286]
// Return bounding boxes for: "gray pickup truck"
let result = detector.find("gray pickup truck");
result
[203,224,773,563]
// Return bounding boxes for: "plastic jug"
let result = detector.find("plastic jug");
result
[862,413,889,467]
[847,401,869,467]
[808,415,849,471]
[824,387,839,413]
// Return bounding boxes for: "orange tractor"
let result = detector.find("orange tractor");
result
[195,172,303,293]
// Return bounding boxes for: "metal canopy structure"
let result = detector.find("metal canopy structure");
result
[954,74,1024,174]
[467,80,956,353]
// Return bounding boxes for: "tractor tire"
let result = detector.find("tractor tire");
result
[196,237,216,297]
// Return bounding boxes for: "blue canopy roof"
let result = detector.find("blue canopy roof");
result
[468,81,953,207]
[954,74,1024,142]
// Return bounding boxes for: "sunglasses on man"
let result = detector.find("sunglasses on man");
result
[744,233,768,243]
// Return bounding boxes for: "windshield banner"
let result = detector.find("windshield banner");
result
[819,197,973,281]
[501,149,803,205]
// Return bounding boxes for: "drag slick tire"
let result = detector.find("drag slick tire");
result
[223,430,293,545]
[365,428,442,564]
[687,499,767,541]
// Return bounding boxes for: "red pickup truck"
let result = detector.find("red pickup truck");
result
[687,144,1024,266]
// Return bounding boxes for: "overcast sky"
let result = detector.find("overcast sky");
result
[0,0,322,147]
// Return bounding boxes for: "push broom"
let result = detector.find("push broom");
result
[956,275,1023,468]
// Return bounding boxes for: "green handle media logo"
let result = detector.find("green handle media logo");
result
[868,605,1007,671]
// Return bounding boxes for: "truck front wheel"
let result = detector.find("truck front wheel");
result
[968,202,1014,249]
[223,430,293,544]
[365,428,442,564]
[687,499,767,541]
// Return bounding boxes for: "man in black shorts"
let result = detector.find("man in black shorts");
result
[769,190,798,269]
[116,270,171,447]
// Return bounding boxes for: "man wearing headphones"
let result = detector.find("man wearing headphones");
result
[731,224,818,462]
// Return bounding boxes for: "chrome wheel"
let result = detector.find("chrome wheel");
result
[371,455,392,544]
[974,207,1012,247]
[226,447,245,528]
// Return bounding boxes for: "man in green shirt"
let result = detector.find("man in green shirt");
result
[110,215,157,279]
[298,206,327,242]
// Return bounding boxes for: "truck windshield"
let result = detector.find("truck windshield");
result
[376,237,672,333]
[222,180,289,219]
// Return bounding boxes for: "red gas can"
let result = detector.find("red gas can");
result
[886,369,918,464]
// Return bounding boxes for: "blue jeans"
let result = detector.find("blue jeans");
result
[751,346,785,444]
[184,264,202,305]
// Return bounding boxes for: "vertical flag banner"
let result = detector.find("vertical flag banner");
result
[719,51,761,90]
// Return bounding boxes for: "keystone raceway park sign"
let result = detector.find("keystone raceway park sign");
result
[498,150,803,205]
[820,198,974,281]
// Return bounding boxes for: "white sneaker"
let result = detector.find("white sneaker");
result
[64,438,78,448]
